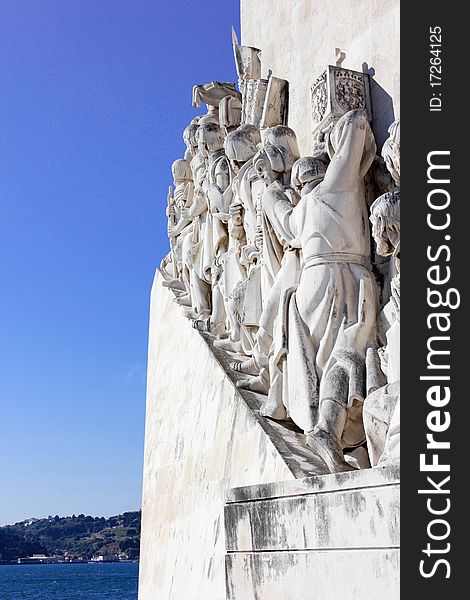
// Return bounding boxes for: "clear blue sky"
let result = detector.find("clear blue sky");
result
[0,0,240,526]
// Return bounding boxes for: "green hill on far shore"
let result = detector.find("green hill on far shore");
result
[0,511,141,562]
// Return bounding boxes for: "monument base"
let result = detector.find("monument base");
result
[140,273,400,599]
[224,465,400,599]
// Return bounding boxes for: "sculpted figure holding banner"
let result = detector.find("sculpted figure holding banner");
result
[261,110,379,472]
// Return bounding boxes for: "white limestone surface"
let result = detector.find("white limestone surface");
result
[225,467,399,552]
[138,270,295,600]
[226,549,399,600]
[241,0,400,154]
[224,466,400,599]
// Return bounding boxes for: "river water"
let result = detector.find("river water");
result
[0,562,139,600]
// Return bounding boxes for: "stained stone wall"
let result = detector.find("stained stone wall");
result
[224,466,400,599]
[240,0,400,154]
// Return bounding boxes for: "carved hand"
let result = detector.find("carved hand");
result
[241,244,261,266]
[229,203,243,226]
[230,224,245,242]
[212,211,230,222]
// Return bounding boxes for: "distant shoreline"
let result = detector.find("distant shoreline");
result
[0,560,139,566]
[0,510,141,564]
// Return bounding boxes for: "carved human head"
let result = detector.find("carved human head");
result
[224,124,261,171]
[253,146,287,184]
[196,122,225,156]
[263,126,300,169]
[171,159,192,185]
[183,123,200,153]
[291,157,327,194]
[370,191,400,256]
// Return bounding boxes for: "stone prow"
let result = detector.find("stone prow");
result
[139,270,316,599]
[200,334,333,480]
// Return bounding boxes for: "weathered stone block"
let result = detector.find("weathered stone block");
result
[224,466,399,599]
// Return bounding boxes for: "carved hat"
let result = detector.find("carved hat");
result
[198,113,219,127]
[291,156,327,189]
[224,124,261,162]
[263,126,300,163]
[253,145,286,174]
[171,159,192,182]
[196,122,226,153]
[183,123,199,149]
[253,126,301,174]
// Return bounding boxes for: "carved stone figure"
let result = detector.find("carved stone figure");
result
[159,157,194,289]
[257,110,379,473]
[189,122,232,332]
[363,120,400,467]
[232,127,302,397]
[183,120,200,162]
[162,159,194,290]
[363,192,400,465]
[382,120,400,186]
[159,61,400,479]
[237,157,329,422]
[181,125,212,316]
[212,124,263,353]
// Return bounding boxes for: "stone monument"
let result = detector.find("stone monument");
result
[140,1,400,598]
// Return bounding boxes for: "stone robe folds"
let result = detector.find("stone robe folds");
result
[219,158,258,308]
[234,166,270,325]
[187,151,229,284]
[263,110,379,443]
[171,180,194,270]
